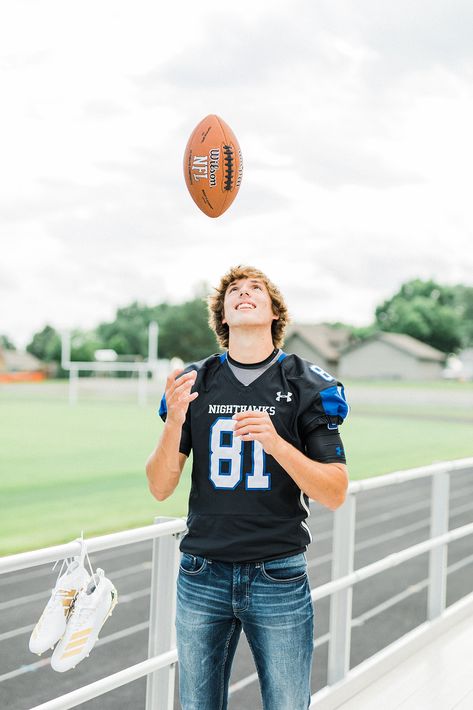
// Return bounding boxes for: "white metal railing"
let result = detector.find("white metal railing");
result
[310,455,473,707]
[1,457,472,709]
[0,517,187,710]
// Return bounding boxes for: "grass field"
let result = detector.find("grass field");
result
[0,379,472,555]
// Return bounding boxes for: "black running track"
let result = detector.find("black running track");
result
[1,466,472,710]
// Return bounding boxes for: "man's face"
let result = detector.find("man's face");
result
[222,277,279,329]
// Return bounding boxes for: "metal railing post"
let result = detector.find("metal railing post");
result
[428,467,450,620]
[145,516,185,710]
[69,367,78,406]
[327,493,356,685]
[138,368,147,406]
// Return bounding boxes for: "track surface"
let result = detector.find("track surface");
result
[1,467,472,709]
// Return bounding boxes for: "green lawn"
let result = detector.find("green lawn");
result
[0,382,472,555]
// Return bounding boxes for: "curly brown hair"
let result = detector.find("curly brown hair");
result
[206,264,292,350]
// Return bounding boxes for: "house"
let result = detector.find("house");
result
[0,348,47,383]
[338,332,447,380]
[283,323,353,378]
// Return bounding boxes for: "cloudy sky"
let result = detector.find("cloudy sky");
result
[1,0,472,348]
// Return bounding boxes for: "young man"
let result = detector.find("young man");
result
[146,265,349,710]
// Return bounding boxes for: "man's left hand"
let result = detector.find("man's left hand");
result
[232,410,282,457]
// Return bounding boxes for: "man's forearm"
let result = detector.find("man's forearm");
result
[271,437,348,510]
[145,420,184,500]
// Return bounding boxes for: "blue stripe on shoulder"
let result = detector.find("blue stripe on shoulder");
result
[158,393,167,417]
[319,385,349,420]
[277,351,287,362]
[219,352,227,362]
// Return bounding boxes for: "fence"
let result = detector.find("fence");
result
[1,456,472,709]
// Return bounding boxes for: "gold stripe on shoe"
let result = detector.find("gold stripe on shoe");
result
[65,637,88,650]
[70,627,93,640]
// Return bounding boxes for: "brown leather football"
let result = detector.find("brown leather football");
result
[183,114,243,218]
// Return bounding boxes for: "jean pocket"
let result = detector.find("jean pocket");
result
[179,553,208,576]
[261,552,307,583]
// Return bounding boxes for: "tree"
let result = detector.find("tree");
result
[0,334,15,350]
[374,279,463,353]
[159,298,219,362]
[96,302,171,357]
[95,298,217,361]
[27,325,62,362]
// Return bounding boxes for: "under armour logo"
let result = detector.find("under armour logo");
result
[276,391,293,402]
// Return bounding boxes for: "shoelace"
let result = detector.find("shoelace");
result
[42,588,76,615]
[51,536,95,585]
[67,574,103,623]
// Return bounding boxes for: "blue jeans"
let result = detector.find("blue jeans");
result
[175,551,314,710]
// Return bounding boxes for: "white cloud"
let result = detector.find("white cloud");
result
[1,0,472,349]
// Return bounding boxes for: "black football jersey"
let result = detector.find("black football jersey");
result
[158,351,349,563]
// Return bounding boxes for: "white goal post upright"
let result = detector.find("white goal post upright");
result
[61,322,160,406]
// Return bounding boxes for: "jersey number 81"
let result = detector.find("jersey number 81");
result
[209,418,271,490]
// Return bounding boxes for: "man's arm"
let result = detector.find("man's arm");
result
[145,367,197,501]
[232,410,348,510]
[271,437,348,510]
[145,421,188,501]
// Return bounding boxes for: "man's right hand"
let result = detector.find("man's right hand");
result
[164,368,199,427]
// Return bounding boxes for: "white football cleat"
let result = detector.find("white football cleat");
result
[50,568,118,672]
[29,558,91,656]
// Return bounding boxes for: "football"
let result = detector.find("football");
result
[183,114,243,218]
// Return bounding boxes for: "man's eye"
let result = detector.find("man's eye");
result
[253,285,262,289]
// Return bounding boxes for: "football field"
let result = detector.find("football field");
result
[0,377,472,556]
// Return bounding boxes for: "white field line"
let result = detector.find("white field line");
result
[2,476,471,587]
[0,542,153,587]
[0,562,152,611]
[2,496,473,611]
[228,552,473,696]
[0,589,151,643]
[0,620,150,683]
[308,499,473,569]
[2,552,473,687]
[309,485,473,544]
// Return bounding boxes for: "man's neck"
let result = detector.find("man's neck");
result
[227,329,276,364]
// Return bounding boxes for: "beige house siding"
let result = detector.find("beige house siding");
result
[283,333,334,375]
[339,340,444,380]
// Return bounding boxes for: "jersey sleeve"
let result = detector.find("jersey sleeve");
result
[158,391,192,456]
[297,364,350,440]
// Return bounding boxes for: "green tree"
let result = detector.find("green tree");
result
[375,279,462,353]
[159,298,219,362]
[0,334,15,350]
[96,302,171,357]
[27,325,62,362]
[95,297,217,361]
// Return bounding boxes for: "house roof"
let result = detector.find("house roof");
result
[340,332,446,362]
[284,323,353,362]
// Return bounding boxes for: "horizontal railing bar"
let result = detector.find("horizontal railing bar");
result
[65,362,158,371]
[312,520,473,602]
[29,649,178,710]
[347,458,473,494]
[3,457,471,709]
[0,518,187,575]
